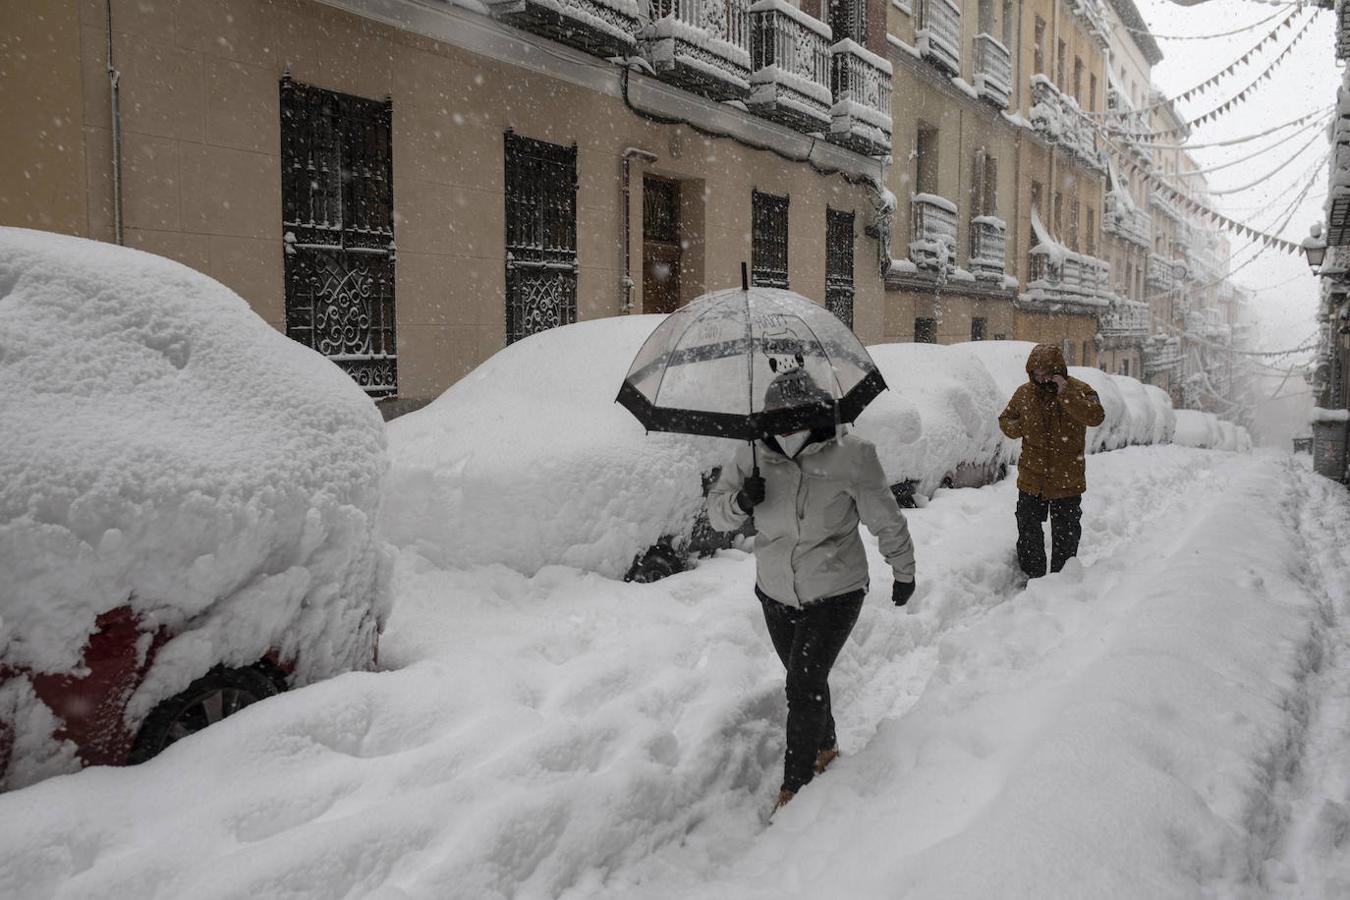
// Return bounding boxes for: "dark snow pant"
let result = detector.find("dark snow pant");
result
[758,587,865,794]
[1015,491,1083,579]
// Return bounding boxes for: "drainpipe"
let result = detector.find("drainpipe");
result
[621,146,659,313]
[106,0,124,245]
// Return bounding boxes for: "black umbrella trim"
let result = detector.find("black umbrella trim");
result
[616,368,887,442]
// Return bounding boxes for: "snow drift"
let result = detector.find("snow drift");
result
[380,316,740,578]
[0,228,391,786]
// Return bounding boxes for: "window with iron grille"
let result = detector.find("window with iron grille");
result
[971,317,987,341]
[752,190,789,288]
[915,317,937,343]
[829,0,867,44]
[825,208,855,329]
[505,132,578,345]
[280,76,397,397]
[643,178,680,243]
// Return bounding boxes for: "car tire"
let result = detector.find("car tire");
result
[626,544,684,583]
[127,665,280,765]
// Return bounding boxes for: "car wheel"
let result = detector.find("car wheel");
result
[127,666,280,764]
[626,544,684,583]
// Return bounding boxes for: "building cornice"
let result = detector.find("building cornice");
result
[311,0,885,183]
[1105,0,1163,66]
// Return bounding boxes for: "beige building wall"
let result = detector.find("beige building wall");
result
[0,0,93,236]
[882,0,1021,347]
[1,0,886,410]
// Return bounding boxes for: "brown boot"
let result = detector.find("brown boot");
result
[771,789,795,816]
[814,744,839,775]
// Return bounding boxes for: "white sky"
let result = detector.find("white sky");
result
[1132,0,1334,360]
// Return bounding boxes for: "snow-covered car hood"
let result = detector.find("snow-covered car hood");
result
[854,342,1009,493]
[0,228,391,785]
[380,315,740,578]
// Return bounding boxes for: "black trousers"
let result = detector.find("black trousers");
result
[759,587,865,794]
[1015,491,1083,578]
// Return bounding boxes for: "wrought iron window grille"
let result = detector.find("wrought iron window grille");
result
[280,75,397,398]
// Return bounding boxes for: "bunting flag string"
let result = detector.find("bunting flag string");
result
[1114,2,1296,41]
[1105,141,1325,256]
[1105,12,1317,141]
[1086,5,1303,121]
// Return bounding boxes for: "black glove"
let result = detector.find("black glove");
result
[892,579,916,607]
[736,474,766,514]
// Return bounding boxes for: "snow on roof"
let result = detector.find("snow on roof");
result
[381,315,739,579]
[0,228,390,785]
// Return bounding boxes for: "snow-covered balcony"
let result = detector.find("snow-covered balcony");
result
[972,33,1012,109]
[1149,184,1183,222]
[916,0,961,76]
[827,40,893,157]
[482,0,640,57]
[641,0,752,101]
[1099,301,1150,339]
[1143,335,1184,374]
[1071,0,1111,48]
[910,193,958,271]
[747,1,832,133]
[1029,76,1102,172]
[968,216,1007,280]
[1026,248,1111,308]
[1103,190,1151,248]
[1186,308,1229,341]
[1146,252,1178,292]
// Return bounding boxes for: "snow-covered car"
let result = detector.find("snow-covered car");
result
[0,229,391,790]
[1142,384,1178,444]
[381,315,742,583]
[853,342,1011,502]
[954,339,1177,455]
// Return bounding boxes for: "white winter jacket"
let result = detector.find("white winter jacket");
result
[707,431,915,608]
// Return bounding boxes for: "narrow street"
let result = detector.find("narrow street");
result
[4,446,1348,899]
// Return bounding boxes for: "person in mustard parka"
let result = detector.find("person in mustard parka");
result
[998,343,1105,579]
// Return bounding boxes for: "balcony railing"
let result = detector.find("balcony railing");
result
[1149,184,1183,222]
[1099,301,1150,337]
[1143,335,1183,374]
[1071,0,1111,48]
[643,0,752,101]
[828,39,893,157]
[747,0,832,131]
[1025,247,1111,307]
[910,193,958,270]
[969,215,1007,279]
[972,33,1011,109]
[916,0,961,76]
[1029,76,1102,172]
[1146,252,1178,292]
[1103,191,1151,248]
[483,0,640,57]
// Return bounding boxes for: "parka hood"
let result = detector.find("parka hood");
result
[1025,343,1068,380]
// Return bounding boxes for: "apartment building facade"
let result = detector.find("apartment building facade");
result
[2,0,893,415]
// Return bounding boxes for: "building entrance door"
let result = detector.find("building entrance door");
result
[643,176,681,314]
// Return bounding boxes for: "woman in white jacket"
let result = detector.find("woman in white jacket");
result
[708,370,916,813]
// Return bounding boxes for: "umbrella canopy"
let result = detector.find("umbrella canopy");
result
[616,287,887,441]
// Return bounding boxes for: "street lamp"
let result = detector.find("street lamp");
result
[1304,222,1328,271]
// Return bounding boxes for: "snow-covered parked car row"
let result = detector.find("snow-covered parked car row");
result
[381,325,1221,589]
[0,230,1251,790]
[0,229,392,790]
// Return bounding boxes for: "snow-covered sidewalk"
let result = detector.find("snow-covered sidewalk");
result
[1,447,1348,900]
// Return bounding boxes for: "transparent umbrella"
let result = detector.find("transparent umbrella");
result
[616,284,887,442]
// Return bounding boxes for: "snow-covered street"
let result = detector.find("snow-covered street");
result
[2,445,1348,900]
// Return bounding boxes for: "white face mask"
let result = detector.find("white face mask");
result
[777,430,810,458]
